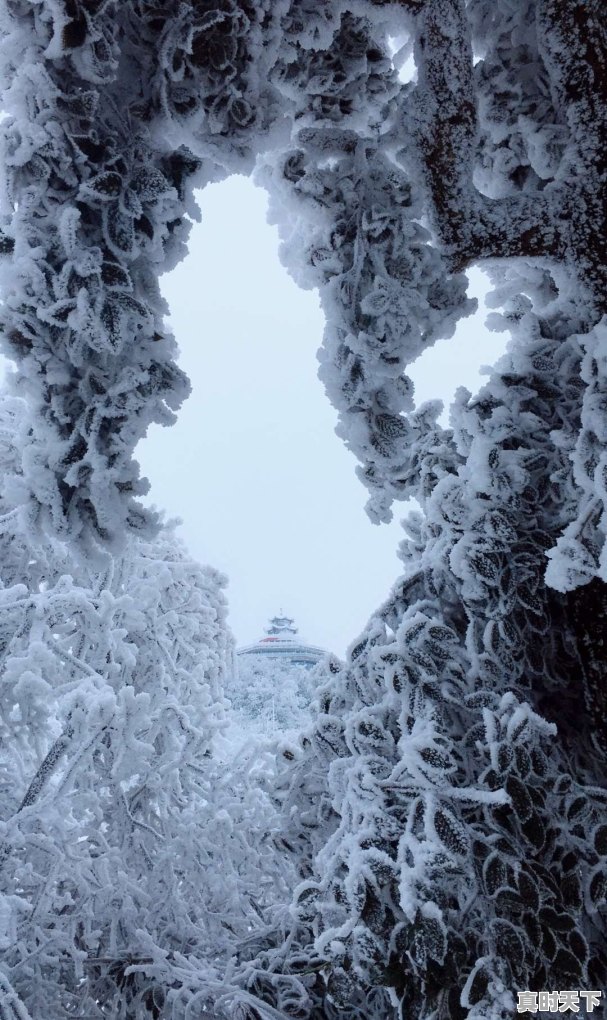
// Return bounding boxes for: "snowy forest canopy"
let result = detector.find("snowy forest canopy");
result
[0,1,606,1018]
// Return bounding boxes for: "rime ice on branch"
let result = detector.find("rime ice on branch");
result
[256,3,607,1019]
[0,1,190,543]
[0,397,293,1018]
[1,2,607,1019]
[0,0,605,556]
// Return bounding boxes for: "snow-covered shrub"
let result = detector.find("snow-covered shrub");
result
[1,2,606,1018]
[0,396,294,1018]
[224,653,323,735]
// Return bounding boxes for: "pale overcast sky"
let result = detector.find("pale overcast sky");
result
[137,176,506,657]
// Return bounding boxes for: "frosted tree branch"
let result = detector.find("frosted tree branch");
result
[411,0,569,271]
[16,724,74,813]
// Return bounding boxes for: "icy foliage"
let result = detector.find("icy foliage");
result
[254,3,607,1019]
[0,397,295,1018]
[224,654,322,735]
[278,272,607,1017]
[1,1,606,1018]
[546,316,607,590]
[0,0,604,567]
[0,2,195,544]
[257,5,474,523]
[0,0,474,541]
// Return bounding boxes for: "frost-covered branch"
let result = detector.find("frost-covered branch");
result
[0,974,33,1020]
[1,6,607,1020]
[536,0,607,307]
[16,723,74,813]
[412,0,566,270]
[411,0,606,304]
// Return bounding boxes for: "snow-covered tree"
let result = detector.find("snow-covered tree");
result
[224,655,314,735]
[224,617,326,736]
[1,2,606,1019]
[0,396,295,1018]
[261,4,607,1018]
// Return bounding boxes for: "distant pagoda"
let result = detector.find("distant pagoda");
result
[237,613,326,669]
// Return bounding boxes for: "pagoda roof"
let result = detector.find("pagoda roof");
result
[237,613,326,666]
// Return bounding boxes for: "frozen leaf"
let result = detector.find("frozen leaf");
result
[82,171,123,199]
[432,806,468,857]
